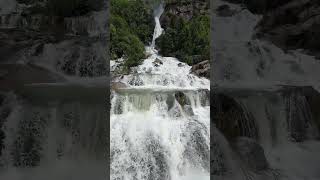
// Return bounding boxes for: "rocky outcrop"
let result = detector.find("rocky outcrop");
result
[224,0,320,58]
[191,60,210,78]
[152,58,163,67]
[216,4,236,17]
[224,0,293,14]
[256,0,320,56]
[160,0,209,28]
[111,82,127,91]
[175,91,191,106]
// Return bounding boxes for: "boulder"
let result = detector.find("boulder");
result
[175,91,190,106]
[216,4,236,17]
[177,62,185,67]
[191,60,210,78]
[256,0,320,55]
[160,0,209,28]
[152,58,163,67]
[111,82,127,91]
[224,0,320,56]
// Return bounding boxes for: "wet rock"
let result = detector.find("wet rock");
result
[216,4,236,17]
[232,137,269,171]
[111,82,127,91]
[177,62,184,67]
[152,58,163,67]
[229,0,320,56]
[191,60,210,78]
[128,75,144,86]
[175,91,190,106]
[160,0,209,28]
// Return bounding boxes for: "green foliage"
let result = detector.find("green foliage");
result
[110,0,154,69]
[156,15,210,65]
[111,0,154,44]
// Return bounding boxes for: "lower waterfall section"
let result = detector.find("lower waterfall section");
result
[211,86,320,180]
[110,89,210,180]
[0,92,107,180]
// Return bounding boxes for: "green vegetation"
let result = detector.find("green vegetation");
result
[156,14,210,65]
[110,0,154,70]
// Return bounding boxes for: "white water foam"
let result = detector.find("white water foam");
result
[111,4,210,180]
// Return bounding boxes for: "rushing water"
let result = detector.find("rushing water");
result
[0,91,107,180]
[212,0,320,179]
[110,4,210,180]
[0,0,109,179]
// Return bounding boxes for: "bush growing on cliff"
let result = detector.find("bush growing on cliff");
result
[110,0,154,70]
[156,14,210,65]
[110,15,145,68]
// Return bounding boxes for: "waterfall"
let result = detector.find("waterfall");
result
[110,4,210,180]
[212,88,320,179]
[0,91,107,179]
[151,4,164,49]
[212,0,320,179]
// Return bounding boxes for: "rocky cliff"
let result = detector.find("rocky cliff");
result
[225,0,320,58]
[160,0,209,28]
[156,0,210,78]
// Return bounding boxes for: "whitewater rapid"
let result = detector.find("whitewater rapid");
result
[110,4,210,180]
[212,0,320,179]
[213,0,320,90]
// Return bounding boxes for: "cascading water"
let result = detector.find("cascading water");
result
[212,0,320,179]
[151,4,164,49]
[0,91,107,180]
[110,4,210,180]
[0,0,108,179]
[212,90,320,180]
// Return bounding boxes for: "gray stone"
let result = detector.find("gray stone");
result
[191,60,210,78]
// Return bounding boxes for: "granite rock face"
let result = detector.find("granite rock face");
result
[256,0,320,57]
[191,60,210,78]
[160,0,209,29]
[223,0,320,57]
